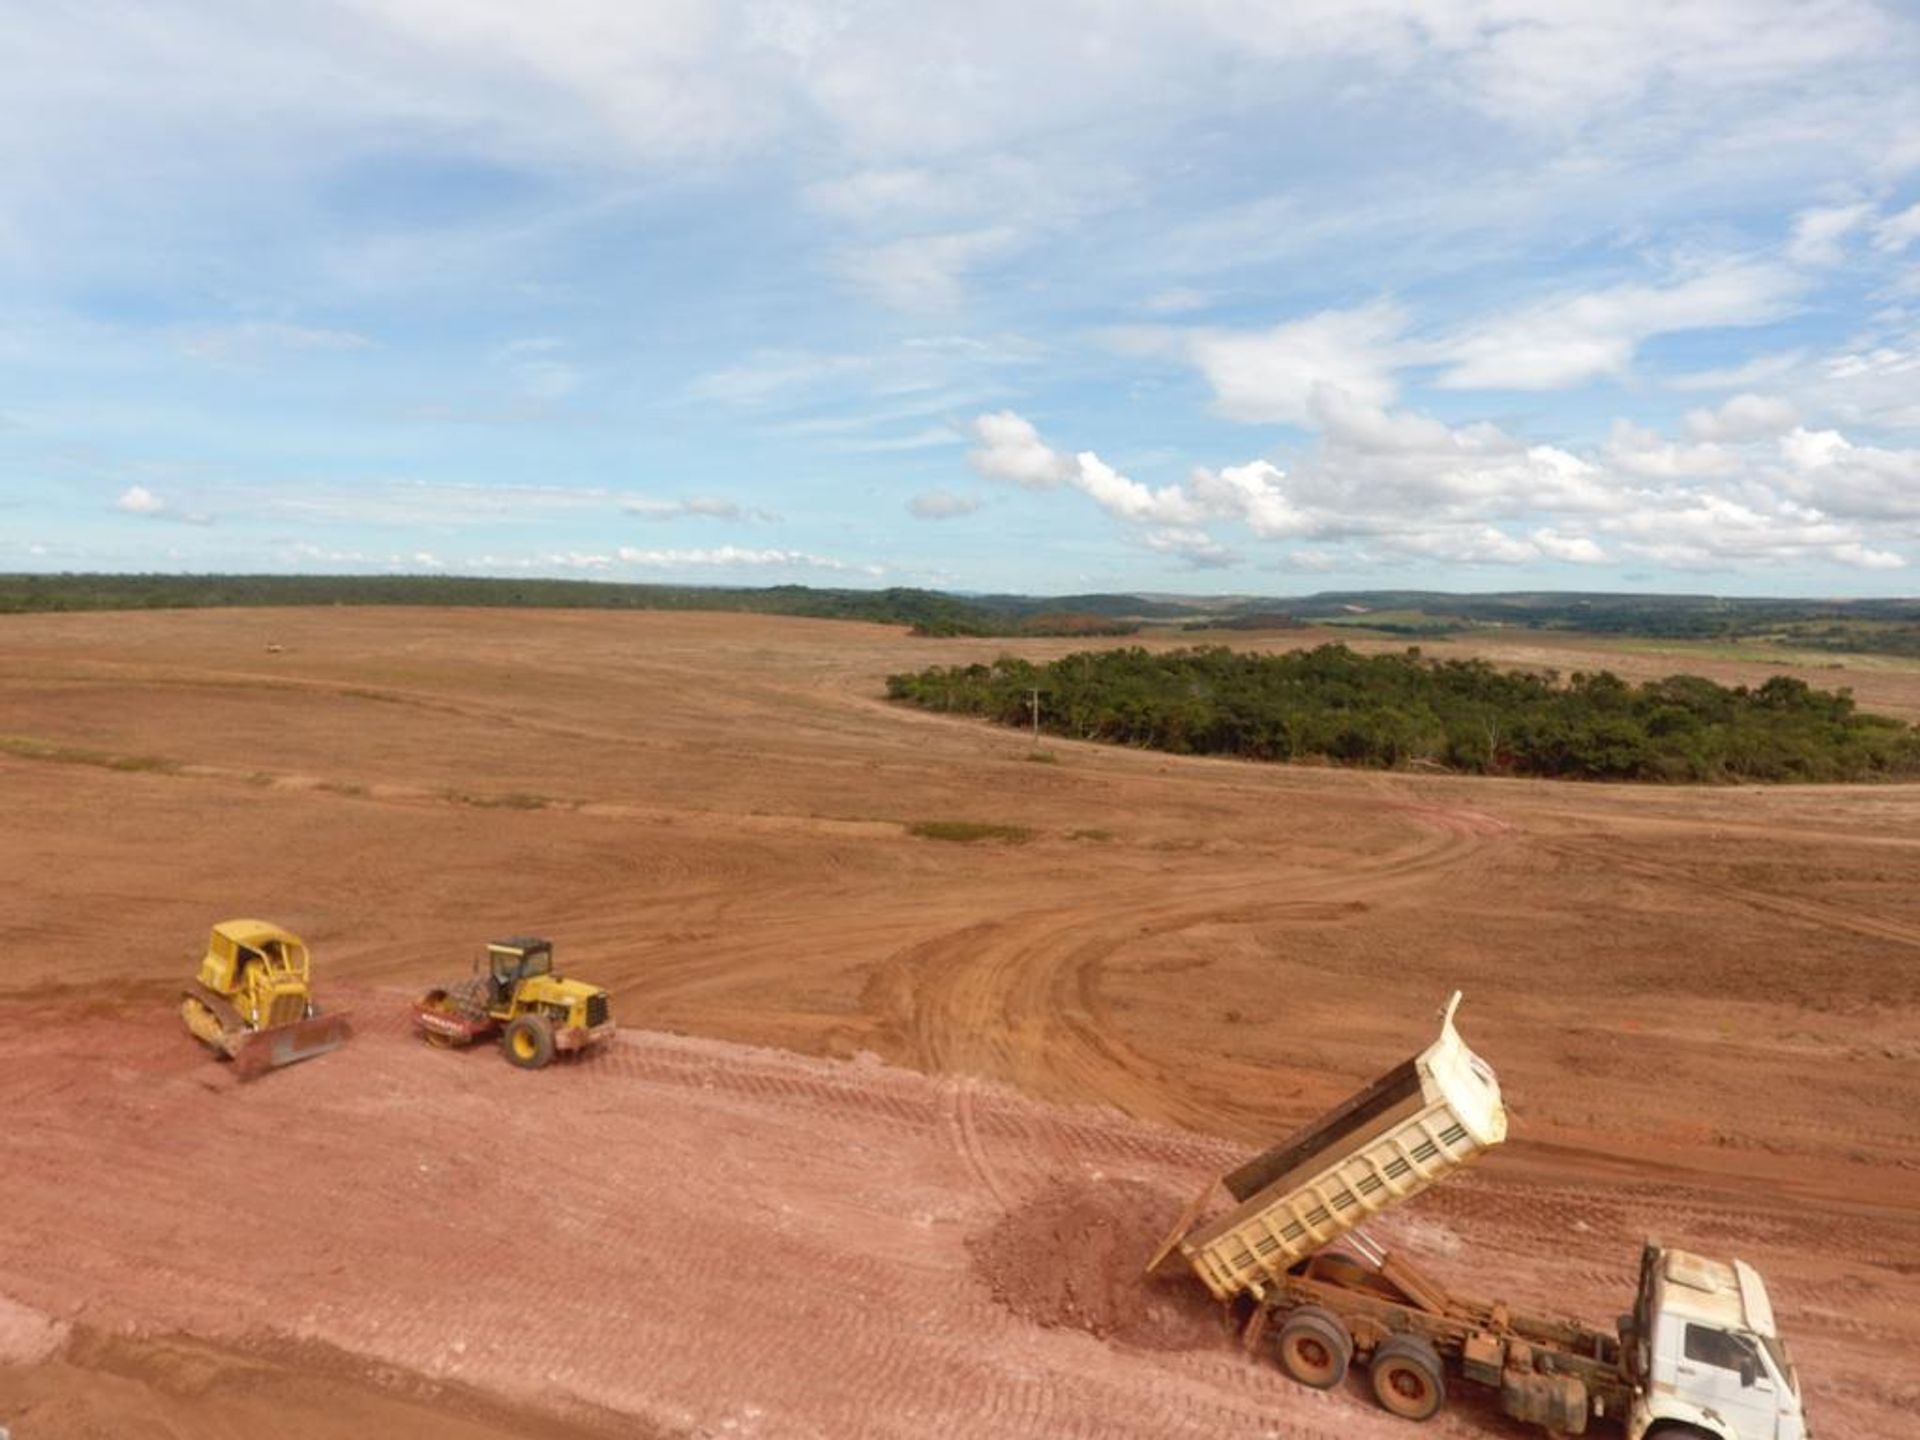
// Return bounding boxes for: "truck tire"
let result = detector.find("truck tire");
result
[1276,1307,1352,1389]
[1370,1334,1446,1421]
[502,1014,556,1070]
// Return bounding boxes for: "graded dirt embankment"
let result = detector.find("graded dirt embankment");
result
[0,607,1916,1436]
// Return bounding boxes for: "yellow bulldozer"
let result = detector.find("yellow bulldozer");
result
[412,936,614,1069]
[180,920,353,1078]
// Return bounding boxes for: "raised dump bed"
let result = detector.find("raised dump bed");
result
[1157,992,1506,1303]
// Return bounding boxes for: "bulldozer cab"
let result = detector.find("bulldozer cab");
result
[483,938,552,1003]
[201,920,310,995]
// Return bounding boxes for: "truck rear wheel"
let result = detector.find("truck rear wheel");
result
[1276,1307,1352,1389]
[502,1014,556,1070]
[1370,1335,1445,1421]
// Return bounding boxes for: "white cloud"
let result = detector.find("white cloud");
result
[613,544,882,575]
[1532,528,1607,564]
[1776,426,1920,519]
[968,411,1197,526]
[1143,527,1237,568]
[1186,301,1405,425]
[840,227,1019,311]
[114,485,167,516]
[178,321,374,361]
[969,410,1075,489]
[1605,421,1735,479]
[686,350,873,406]
[1436,262,1801,390]
[1871,201,1920,253]
[1787,201,1873,266]
[1684,392,1799,441]
[907,488,981,520]
[1188,460,1316,539]
[111,483,211,525]
[622,496,776,522]
[964,405,1918,576]
[1667,350,1808,392]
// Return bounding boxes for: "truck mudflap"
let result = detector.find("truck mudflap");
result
[555,1019,616,1053]
[230,1010,354,1080]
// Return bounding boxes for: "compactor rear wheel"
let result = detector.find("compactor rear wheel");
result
[1276,1306,1352,1389]
[503,1013,556,1070]
[1370,1334,1446,1421]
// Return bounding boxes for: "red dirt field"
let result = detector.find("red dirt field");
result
[1,607,1918,1438]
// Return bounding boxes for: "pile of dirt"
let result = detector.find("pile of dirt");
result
[969,1178,1220,1350]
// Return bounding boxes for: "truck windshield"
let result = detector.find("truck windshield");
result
[1759,1335,1798,1395]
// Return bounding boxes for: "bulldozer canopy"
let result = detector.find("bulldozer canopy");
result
[213,919,307,953]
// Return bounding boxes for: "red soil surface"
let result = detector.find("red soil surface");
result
[1,607,1917,1437]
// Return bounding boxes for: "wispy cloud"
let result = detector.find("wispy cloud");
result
[907,488,980,520]
[622,496,779,522]
[178,322,374,362]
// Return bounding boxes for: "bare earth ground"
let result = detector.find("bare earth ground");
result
[1,608,1916,1438]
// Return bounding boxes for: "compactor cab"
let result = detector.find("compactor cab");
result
[485,938,552,1005]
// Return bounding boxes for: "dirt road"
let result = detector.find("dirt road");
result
[1,607,1916,1436]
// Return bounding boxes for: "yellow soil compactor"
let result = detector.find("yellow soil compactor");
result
[411,936,614,1069]
[180,920,353,1078]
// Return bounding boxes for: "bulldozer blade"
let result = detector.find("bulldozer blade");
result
[231,1012,353,1080]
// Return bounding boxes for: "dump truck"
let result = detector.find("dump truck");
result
[1151,995,1811,1439]
[412,936,614,1069]
[179,919,352,1078]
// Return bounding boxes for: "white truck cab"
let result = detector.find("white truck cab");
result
[1634,1248,1809,1440]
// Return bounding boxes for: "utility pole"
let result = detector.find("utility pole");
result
[1029,687,1041,746]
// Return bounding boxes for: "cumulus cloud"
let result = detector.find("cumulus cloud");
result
[969,410,1076,489]
[114,485,168,516]
[1775,427,1920,519]
[1605,421,1736,480]
[908,488,981,520]
[1684,393,1799,442]
[112,484,211,525]
[964,406,1917,576]
[1532,529,1607,564]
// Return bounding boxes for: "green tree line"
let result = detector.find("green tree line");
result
[886,644,1920,783]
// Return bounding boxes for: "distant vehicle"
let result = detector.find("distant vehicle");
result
[412,936,614,1069]
[180,919,352,1078]
[1151,995,1810,1439]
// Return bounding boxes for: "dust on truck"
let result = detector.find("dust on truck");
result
[1150,995,1810,1439]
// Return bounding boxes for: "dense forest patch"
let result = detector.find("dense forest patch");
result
[886,644,1920,783]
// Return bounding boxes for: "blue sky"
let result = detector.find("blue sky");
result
[4,2,1920,596]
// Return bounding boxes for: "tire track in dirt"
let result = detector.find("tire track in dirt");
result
[1540,835,1920,951]
[870,804,1506,1131]
[0,1006,1437,1440]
